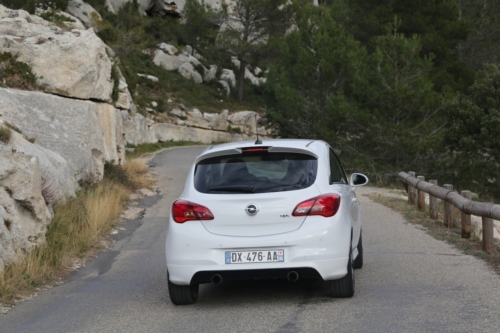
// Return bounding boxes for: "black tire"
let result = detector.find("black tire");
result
[328,244,355,298]
[168,275,199,305]
[353,231,363,269]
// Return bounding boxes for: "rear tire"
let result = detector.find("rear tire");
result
[168,275,199,305]
[329,245,355,298]
[354,232,363,269]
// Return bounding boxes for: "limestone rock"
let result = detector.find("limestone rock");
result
[137,73,159,82]
[177,52,201,67]
[178,62,203,84]
[158,42,178,55]
[220,69,236,87]
[0,88,124,182]
[188,109,204,119]
[228,111,259,134]
[153,49,182,71]
[170,109,187,118]
[115,67,133,110]
[0,145,52,271]
[121,111,150,146]
[204,110,228,131]
[203,65,218,82]
[9,132,75,202]
[254,67,262,76]
[106,0,153,15]
[0,5,114,102]
[149,123,250,144]
[66,0,102,30]
[218,80,230,95]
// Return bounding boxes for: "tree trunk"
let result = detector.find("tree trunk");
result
[237,59,246,101]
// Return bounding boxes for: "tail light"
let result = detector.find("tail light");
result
[292,194,341,217]
[172,200,214,223]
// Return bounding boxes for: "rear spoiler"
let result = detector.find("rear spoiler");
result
[195,146,318,164]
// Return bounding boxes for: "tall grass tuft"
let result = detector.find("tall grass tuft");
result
[0,158,153,304]
[0,126,11,143]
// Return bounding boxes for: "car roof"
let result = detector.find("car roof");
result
[197,139,328,162]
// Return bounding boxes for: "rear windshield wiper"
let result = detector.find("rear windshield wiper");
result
[209,186,255,193]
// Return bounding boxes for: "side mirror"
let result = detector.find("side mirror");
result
[350,173,369,187]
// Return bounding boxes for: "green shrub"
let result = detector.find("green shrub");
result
[0,126,11,143]
[3,121,22,134]
[0,52,38,90]
[226,125,242,134]
[103,161,133,188]
[0,0,68,13]
[111,65,120,103]
[40,11,75,23]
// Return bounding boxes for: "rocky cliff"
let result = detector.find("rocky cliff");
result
[0,3,268,270]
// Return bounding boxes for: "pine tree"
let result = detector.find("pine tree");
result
[446,64,500,198]
[343,0,473,92]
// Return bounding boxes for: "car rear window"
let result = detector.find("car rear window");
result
[194,152,318,194]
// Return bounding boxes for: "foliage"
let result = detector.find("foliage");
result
[39,11,75,28]
[0,52,38,90]
[0,0,68,13]
[336,0,473,93]
[215,0,294,101]
[103,161,133,188]
[0,126,11,143]
[455,0,500,69]
[266,5,450,182]
[446,64,500,199]
[111,65,120,103]
[351,21,450,179]
[2,120,22,134]
[265,5,364,163]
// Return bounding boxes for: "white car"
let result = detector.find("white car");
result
[166,139,368,305]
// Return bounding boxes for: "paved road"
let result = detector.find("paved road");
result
[1,146,500,333]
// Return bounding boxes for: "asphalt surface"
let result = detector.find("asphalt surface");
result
[1,146,500,333]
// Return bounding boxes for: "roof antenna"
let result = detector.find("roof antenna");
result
[254,113,262,145]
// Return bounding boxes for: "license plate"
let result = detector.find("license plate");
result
[225,250,284,264]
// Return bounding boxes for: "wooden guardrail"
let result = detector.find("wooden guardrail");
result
[398,171,500,254]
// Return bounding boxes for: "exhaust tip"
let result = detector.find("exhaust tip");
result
[287,271,299,282]
[211,274,223,285]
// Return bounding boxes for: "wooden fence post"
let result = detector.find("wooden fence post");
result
[443,184,453,228]
[461,190,472,239]
[408,171,416,205]
[429,180,438,219]
[482,217,494,254]
[417,176,426,210]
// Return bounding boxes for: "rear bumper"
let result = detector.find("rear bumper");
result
[166,214,352,285]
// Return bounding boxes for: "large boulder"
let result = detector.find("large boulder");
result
[0,88,124,182]
[106,0,153,14]
[0,144,52,271]
[228,111,259,134]
[153,43,202,73]
[8,132,76,202]
[153,49,182,71]
[66,0,102,30]
[178,62,203,84]
[220,69,236,87]
[204,110,228,131]
[0,5,114,102]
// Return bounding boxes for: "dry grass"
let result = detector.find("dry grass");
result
[0,158,154,305]
[0,126,11,143]
[122,159,154,189]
